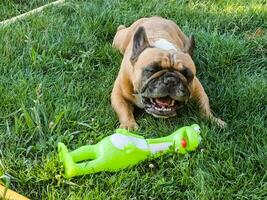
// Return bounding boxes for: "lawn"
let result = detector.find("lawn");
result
[0,0,54,21]
[0,0,266,199]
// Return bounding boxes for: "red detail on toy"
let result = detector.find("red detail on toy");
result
[181,139,187,148]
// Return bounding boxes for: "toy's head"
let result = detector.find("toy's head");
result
[173,124,202,154]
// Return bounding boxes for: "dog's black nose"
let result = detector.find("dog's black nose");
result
[163,72,177,87]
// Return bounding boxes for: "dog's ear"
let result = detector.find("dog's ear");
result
[184,34,195,57]
[188,34,195,56]
[180,66,194,83]
[130,26,150,64]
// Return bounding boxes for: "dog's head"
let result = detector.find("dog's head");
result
[131,27,196,118]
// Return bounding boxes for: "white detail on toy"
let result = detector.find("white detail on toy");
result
[111,133,149,150]
[193,126,200,132]
[148,142,172,154]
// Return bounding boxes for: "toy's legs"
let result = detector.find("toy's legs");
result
[58,143,77,178]
[58,143,104,178]
[69,145,97,162]
[58,142,69,163]
[66,159,106,178]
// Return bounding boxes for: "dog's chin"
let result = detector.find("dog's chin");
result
[143,96,184,118]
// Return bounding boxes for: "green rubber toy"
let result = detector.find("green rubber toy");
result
[58,124,201,178]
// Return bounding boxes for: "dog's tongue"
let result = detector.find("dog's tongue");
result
[155,97,171,107]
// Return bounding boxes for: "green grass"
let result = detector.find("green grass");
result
[0,0,54,21]
[0,0,266,199]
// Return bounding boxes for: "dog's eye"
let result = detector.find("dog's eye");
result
[144,66,160,75]
[145,68,157,73]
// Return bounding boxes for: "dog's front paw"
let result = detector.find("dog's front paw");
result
[120,121,139,131]
[212,117,227,128]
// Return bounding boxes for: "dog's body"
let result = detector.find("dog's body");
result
[112,16,225,130]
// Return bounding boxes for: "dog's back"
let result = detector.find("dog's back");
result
[113,16,195,56]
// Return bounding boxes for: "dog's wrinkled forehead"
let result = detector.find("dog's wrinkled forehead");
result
[130,26,196,75]
[160,51,184,70]
[136,48,194,73]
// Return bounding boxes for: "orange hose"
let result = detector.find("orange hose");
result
[0,184,30,200]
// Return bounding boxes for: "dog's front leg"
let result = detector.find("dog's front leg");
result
[111,87,138,130]
[193,78,226,128]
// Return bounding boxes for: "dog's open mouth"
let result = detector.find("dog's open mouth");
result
[143,96,184,117]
